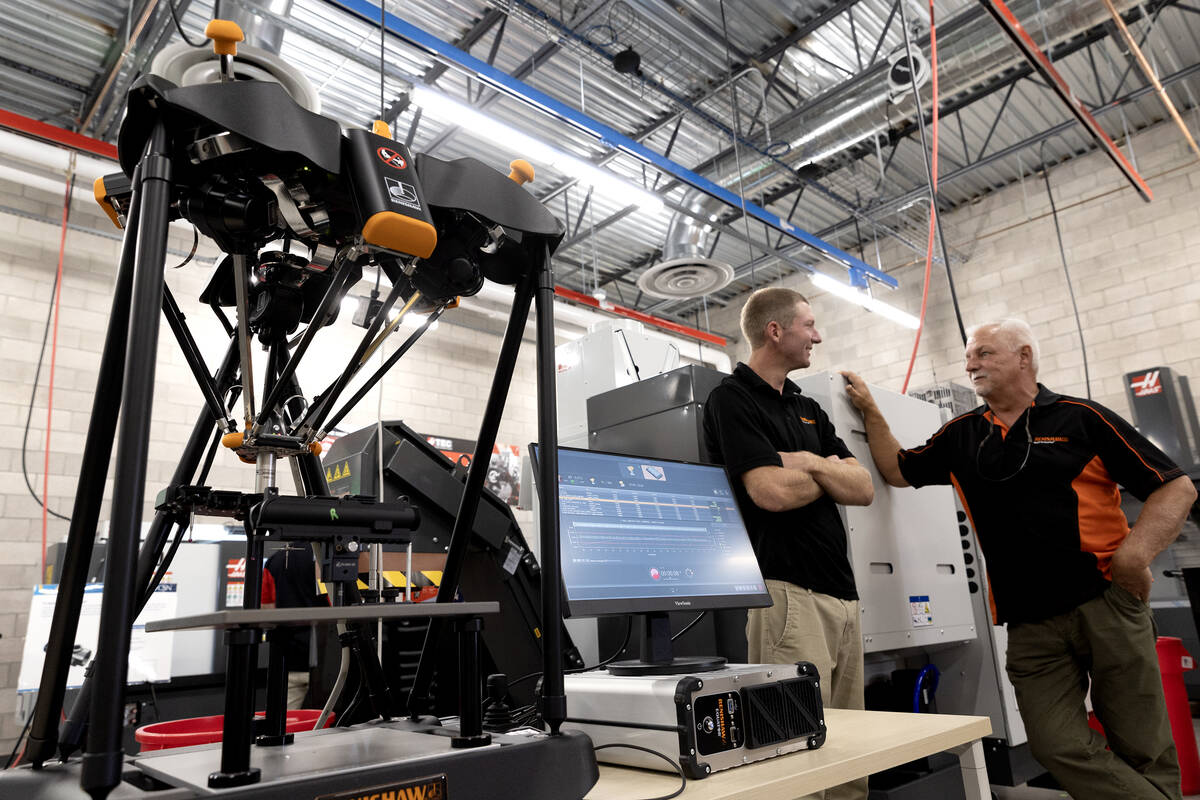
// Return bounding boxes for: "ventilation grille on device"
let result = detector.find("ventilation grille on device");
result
[740,676,824,749]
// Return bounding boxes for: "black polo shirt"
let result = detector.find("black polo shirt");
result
[702,363,857,600]
[898,384,1183,624]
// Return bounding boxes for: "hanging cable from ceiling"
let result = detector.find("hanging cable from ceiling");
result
[898,0,973,394]
[1038,140,1092,400]
[900,0,966,346]
[717,0,758,286]
[379,0,386,123]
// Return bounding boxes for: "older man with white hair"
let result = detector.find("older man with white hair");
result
[843,318,1196,800]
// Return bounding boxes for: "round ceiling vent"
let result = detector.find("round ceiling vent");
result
[636,258,735,300]
[150,43,321,113]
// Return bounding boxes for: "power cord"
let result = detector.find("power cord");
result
[504,616,634,692]
[169,0,221,48]
[20,174,76,524]
[670,611,705,642]
[4,711,33,769]
[1039,140,1092,399]
[593,743,686,800]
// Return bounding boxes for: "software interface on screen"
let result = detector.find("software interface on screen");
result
[552,448,766,609]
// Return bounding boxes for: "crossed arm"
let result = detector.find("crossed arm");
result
[742,452,874,513]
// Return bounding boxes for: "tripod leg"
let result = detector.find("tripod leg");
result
[81,121,172,800]
[534,243,566,734]
[407,267,536,718]
[25,161,143,770]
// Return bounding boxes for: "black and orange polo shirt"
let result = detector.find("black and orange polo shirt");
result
[897,384,1184,624]
[703,363,857,601]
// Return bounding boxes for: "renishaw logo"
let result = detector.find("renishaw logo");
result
[316,775,446,800]
[1131,370,1163,397]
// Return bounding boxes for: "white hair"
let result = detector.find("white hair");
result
[968,318,1040,375]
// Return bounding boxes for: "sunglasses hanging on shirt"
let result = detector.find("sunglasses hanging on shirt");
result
[975,412,1033,482]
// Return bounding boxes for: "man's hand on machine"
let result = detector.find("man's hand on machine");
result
[841,371,880,417]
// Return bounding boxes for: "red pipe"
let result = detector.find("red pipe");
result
[554,286,727,347]
[0,109,118,161]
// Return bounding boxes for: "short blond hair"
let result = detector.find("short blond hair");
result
[741,288,810,348]
[968,318,1040,375]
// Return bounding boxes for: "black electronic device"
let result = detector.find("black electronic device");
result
[530,444,771,675]
[322,420,584,711]
[564,663,825,778]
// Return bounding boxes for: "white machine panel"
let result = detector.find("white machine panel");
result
[554,321,681,449]
[794,372,976,652]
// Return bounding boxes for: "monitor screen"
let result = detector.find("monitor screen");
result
[533,445,771,618]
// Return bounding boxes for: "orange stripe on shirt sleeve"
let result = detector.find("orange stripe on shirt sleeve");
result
[1059,400,1166,482]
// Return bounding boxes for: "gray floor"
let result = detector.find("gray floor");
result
[990,718,1200,799]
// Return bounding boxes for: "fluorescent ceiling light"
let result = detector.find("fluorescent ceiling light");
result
[810,272,920,329]
[410,85,664,214]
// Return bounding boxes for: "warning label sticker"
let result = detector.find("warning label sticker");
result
[384,177,421,210]
[910,595,933,627]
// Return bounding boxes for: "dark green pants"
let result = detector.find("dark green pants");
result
[1006,582,1180,800]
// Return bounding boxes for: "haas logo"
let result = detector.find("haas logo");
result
[376,146,408,169]
[1131,370,1163,397]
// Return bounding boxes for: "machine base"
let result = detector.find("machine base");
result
[1,721,598,799]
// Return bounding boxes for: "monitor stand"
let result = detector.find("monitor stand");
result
[606,611,727,676]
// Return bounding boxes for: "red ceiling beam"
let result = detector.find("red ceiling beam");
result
[554,286,727,347]
[978,0,1152,201]
[0,109,118,161]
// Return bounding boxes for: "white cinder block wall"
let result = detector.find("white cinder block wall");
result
[2,116,1198,753]
[710,118,1200,422]
[0,176,543,752]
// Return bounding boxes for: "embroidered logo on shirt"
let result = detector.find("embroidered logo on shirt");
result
[798,416,816,424]
[1033,436,1069,444]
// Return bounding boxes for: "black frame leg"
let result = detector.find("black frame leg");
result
[26,163,143,770]
[534,242,566,735]
[80,121,172,800]
[407,267,536,718]
[209,628,262,788]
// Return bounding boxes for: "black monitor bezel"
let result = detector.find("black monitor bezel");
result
[529,443,772,619]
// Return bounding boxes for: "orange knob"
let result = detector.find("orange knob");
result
[507,159,535,185]
[205,20,244,56]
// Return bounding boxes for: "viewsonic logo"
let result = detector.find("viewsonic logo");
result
[1131,370,1163,397]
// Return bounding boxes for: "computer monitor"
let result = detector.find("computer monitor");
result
[532,445,771,675]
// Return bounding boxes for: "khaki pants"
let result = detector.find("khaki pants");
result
[747,579,865,800]
[1006,582,1180,800]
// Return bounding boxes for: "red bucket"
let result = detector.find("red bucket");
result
[135,709,333,752]
[1157,637,1200,795]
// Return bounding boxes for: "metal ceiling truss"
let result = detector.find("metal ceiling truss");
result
[803,0,1184,242]
[978,0,1153,200]
[328,0,898,293]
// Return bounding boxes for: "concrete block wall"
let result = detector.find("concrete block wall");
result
[709,118,1200,424]
[0,175,543,753]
